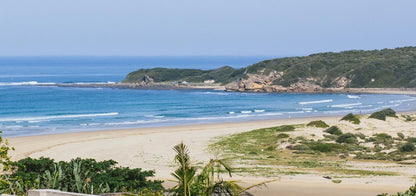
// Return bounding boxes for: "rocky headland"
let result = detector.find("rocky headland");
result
[121,46,416,93]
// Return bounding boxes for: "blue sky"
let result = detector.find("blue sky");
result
[0,0,415,56]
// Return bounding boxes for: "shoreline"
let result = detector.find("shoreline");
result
[8,114,416,195]
[32,82,416,95]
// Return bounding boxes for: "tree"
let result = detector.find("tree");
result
[170,142,270,196]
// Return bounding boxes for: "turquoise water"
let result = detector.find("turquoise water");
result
[1,56,415,137]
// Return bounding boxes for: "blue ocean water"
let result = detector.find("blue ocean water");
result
[1,56,416,137]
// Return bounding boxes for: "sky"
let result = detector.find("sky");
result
[0,0,415,56]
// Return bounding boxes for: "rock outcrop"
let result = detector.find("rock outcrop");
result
[225,71,328,93]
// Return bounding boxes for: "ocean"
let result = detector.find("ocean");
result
[1,56,416,137]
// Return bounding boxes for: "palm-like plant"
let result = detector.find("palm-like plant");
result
[171,142,197,196]
[170,142,268,196]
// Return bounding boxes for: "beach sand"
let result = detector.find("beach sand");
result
[8,115,416,195]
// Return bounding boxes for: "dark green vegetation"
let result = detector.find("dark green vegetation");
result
[210,112,416,178]
[124,46,416,88]
[247,46,416,88]
[341,113,361,124]
[369,108,397,121]
[0,129,258,196]
[378,184,416,196]
[123,66,245,84]
[1,157,163,195]
[170,142,266,196]
[307,120,329,128]
[324,126,343,135]
[209,124,399,177]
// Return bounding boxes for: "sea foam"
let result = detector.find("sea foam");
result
[0,112,119,122]
[299,99,333,105]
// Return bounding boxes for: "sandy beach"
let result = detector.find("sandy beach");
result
[7,115,416,195]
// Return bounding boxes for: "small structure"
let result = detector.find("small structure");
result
[203,80,215,84]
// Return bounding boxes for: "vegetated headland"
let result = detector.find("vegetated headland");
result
[120,46,416,93]
[35,46,416,94]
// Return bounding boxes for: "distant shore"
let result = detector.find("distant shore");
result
[34,82,416,95]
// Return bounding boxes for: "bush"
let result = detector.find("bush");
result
[286,144,310,151]
[307,120,329,128]
[406,137,416,143]
[400,142,415,152]
[324,126,343,136]
[341,113,360,124]
[336,133,358,144]
[8,157,164,194]
[367,133,394,146]
[323,134,338,141]
[308,142,342,152]
[355,133,366,140]
[277,125,296,132]
[276,133,290,139]
[397,133,405,140]
[369,108,397,121]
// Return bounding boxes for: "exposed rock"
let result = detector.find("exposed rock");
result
[225,72,326,93]
[140,75,154,86]
[333,76,351,88]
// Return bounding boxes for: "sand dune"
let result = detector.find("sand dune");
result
[8,115,415,195]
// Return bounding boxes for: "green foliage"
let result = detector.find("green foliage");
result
[406,137,416,143]
[276,133,290,139]
[336,133,358,144]
[400,142,415,152]
[250,47,416,88]
[402,115,414,121]
[306,120,329,128]
[324,126,343,136]
[122,66,245,84]
[367,133,394,147]
[125,47,416,88]
[6,157,163,194]
[307,142,343,152]
[397,133,405,140]
[170,142,265,196]
[0,131,22,195]
[340,113,360,124]
[369,108,397,121]
[332,180,342,184]
[323,134,338,141]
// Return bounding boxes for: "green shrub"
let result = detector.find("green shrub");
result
[307,120,329,128]
[369,108,397,121]
[323,134,338,141]
[375,133,392,140]
[324,126,343,136]
[287,144,310,151]
[332,180,342,183]
[400,142,415,152]
[277,125,296,132]
[336,133,358,144]
[265,145,276,151]
[308,142,342,152]
[341,113,360,124]
[276,133,290,139]
[355,133,366,140]
[406,137,416,143]
[8,157,163,194]
[401,115,413,121]
[397,133,405,140]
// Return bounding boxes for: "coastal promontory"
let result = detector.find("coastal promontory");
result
[122,46,416,92]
